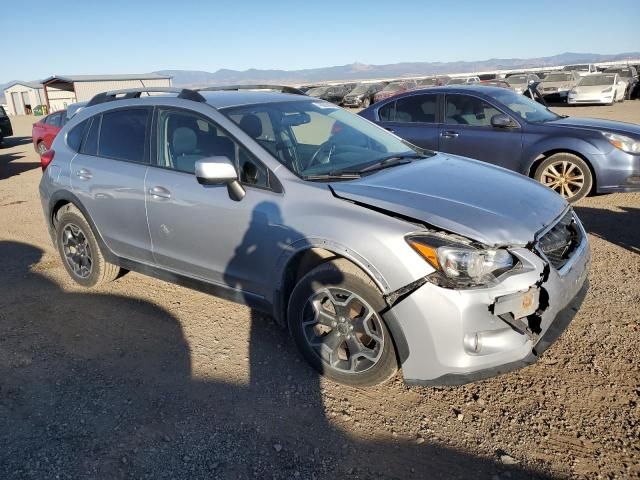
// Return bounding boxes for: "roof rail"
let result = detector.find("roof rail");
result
[199,84,306,96]
[86,87,206,107]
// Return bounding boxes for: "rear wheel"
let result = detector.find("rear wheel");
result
[55,204,121,287]
[534,153,593,202]
[37,141,48,155]
[288,259,398,386]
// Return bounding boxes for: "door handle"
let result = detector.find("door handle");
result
[148,186,171,200]
[75,168,92,180]
[440,131,460,139]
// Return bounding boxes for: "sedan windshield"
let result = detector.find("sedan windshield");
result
[604,68,632,78]
[448,78,466,85]
[307,87,328,96]
[578,75,615,86]
[507,75,528,84]
[382,82,403,92]
[563,65,589,71]
[223,100,424,178]
[485,89,560,123]
[419,78,437,86]
[544,73,573,82]
[349,84,369,94]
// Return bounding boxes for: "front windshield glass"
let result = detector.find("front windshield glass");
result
[485,89,559,123]
[563,65,588,71]
[605,68,631,78]
[448,78,466,85]
[544,73,573,82]
[578,75,615,86]
[382,82,402,92]
[419,78,436,86]
[507,75,528,84]
[307,87,328,96]
[349,84,369,94]
[223,100,422,178]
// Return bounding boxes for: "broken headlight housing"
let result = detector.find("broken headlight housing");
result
[407,233,515,288]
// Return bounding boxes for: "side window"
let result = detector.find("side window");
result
[81,116,100,155]
[378,101,396,121]
[445,95,501,126]
[394,95,437,123]
[66,119,88,152]
[157,109,270,188]
[98,108,150,163]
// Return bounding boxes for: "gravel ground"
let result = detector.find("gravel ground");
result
[0,102,639,479]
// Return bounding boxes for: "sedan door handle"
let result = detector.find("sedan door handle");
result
[75,168,92,180]
[148,186,171,200]
[440,131,460,139]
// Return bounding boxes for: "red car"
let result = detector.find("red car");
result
[32,110,67,155]
[373,80,418,103]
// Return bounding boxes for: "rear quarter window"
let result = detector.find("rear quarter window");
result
[98,109,150,163]
[66,120,89,152]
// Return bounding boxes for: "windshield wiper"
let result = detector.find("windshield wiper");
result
[301,172,361,181]
[355,153,428,173]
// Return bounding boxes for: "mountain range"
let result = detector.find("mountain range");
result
[156,52,640,88]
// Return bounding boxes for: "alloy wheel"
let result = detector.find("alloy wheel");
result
[61,223,93,278]
[540,160,585,199]
[302,287,384,374]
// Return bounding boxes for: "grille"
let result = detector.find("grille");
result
[537,211,582,270]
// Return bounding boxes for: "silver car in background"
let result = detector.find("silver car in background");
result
[538,71,581,100]
[568,73,628,105]
[38,87,590,387]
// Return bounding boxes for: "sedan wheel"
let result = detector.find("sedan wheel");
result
[61,223,93,279]
[534,153,593,202]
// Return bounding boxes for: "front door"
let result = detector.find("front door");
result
[438,93,523,170]
[376,93,440,151]
[70,108,153,262]
[145,107,286,300]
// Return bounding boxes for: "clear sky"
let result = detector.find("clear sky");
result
[3,0,639,83]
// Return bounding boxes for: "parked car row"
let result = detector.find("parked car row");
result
[0,105,13,145]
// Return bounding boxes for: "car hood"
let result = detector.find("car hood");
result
[573,85,612,94]
[330,154,568,247]
[546,116,640,136]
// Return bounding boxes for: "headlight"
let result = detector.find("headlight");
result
[603,132,640,154]
[601,87,612,93]
[407,233,515,288]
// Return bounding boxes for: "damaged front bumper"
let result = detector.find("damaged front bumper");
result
[383,233,590,386]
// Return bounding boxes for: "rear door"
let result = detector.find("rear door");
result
[438,93,523,170]
[70,107,154,262]
[376,93,440,150]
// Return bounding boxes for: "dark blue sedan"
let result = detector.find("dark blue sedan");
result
[359,86,640,201]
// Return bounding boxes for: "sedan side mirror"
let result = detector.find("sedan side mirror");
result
[491,113,518,129]
[195,157,246,201]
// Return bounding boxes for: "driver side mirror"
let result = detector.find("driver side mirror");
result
[195,157,246,201]
[491,113,518,129]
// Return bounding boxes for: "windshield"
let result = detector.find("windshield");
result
[563,65,589,71]
[485,89,559,123]
[578,75,615,86]
[419,78,436,86]
[605,68,631,78]
[307,87,328,96]
[223,100,422,178]
[382,82,403,92]
[349,84,369,94]
[544,73,573,82]
[448,78,466,85]
[507,75,528,84]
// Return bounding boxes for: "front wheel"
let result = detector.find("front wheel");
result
[55,204,121,287]
[288,259,398,387]
[534,153,593,202]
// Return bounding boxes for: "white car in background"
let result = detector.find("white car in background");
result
[568,73,628,105]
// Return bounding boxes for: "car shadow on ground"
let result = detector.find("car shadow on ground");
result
[0,137,40,180]
[1,135,33,148]
[0,240,555,479]
[575,205,640,254]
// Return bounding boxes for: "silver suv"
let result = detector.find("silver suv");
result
[38,87,590,387]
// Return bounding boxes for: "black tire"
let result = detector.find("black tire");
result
[288,259,398,387]
[55,204,120,288]
[534,153,593,202]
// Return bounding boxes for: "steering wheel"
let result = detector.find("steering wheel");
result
[307,141,336,169]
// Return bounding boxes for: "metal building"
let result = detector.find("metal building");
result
[4,81,45,115]
[40,73,172,112]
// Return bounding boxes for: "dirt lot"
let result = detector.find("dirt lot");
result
[1,102,639,480]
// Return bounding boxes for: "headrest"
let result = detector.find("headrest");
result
[239,114,263,139]
[172,127,197,155]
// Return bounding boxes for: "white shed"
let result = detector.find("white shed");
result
[41,74,172,111]
[3,81,45,115]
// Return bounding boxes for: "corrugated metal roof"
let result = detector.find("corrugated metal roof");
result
[42,73,172,83]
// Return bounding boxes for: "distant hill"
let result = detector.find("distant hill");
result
[156,52,640,87]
